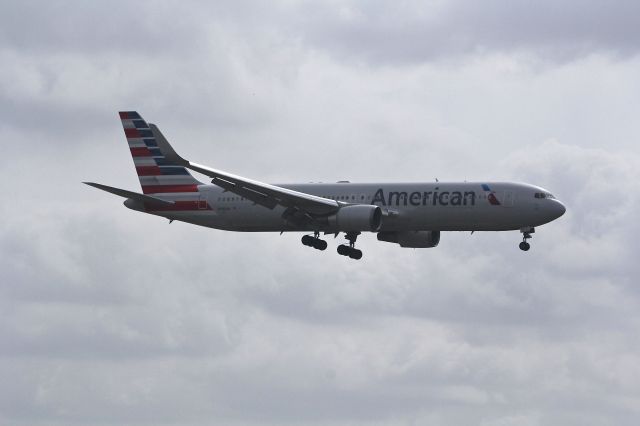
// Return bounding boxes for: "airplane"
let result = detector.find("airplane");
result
[85,111,566,260]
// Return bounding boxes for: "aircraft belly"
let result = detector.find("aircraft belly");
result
[201,208,526,232]
[379,205,527,231]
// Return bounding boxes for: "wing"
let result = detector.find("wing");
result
[149,124,340,216]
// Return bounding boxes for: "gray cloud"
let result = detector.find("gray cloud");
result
[290,0,640,64]
[0,1,203,54]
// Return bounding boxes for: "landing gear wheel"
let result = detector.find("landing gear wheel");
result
[337,232,363,260]
[301,235,314,246]
[302,232,327,251]
[337,245,363,259]
[313,239,328,251]
[519,227,534,251]
[349,248,363,260]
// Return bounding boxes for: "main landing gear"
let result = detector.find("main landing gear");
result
[337,231,363,260]
[519,227,534,251]
[301,231,363,259]
[301,232,327,251]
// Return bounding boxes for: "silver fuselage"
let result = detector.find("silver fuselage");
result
[139,181,566,233]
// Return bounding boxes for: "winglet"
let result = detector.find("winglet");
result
[149,124,189,166]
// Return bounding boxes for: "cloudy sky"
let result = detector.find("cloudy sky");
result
[2,0,640,424]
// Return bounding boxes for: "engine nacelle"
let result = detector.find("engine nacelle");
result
[328,205,383,232]
[377,231,441,248]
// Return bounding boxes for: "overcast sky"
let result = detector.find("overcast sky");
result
[1,1,640,425]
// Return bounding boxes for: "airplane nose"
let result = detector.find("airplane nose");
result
[553,200,566,219]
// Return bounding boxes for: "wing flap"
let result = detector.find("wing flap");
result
[212,176,278,209]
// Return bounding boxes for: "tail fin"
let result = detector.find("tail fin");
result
[119,111,203,194]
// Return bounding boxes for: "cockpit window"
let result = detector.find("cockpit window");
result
[534,192,555,199]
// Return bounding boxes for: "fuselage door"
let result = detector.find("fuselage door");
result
[503,191,514,207]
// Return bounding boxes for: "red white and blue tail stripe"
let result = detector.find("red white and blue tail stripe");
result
[119,111,203,195]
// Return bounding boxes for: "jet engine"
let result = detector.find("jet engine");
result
[377,230,440,248]
[328,205,382,232]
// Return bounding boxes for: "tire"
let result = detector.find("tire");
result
[314,239,328,251]
[301,235,313,246]
[349,249,363,260]
[337,245,348,256]
[519,241,530,251]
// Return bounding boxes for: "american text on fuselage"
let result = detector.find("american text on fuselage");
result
[371,188,476,207]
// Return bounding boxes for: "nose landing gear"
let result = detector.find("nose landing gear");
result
[301,231,327,251]
[519,227,534,251]
[337,231,362,260]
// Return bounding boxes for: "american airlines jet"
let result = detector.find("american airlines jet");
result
[86,112,566,260]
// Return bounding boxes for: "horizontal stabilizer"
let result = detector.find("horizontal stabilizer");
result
[83,182,175,206]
